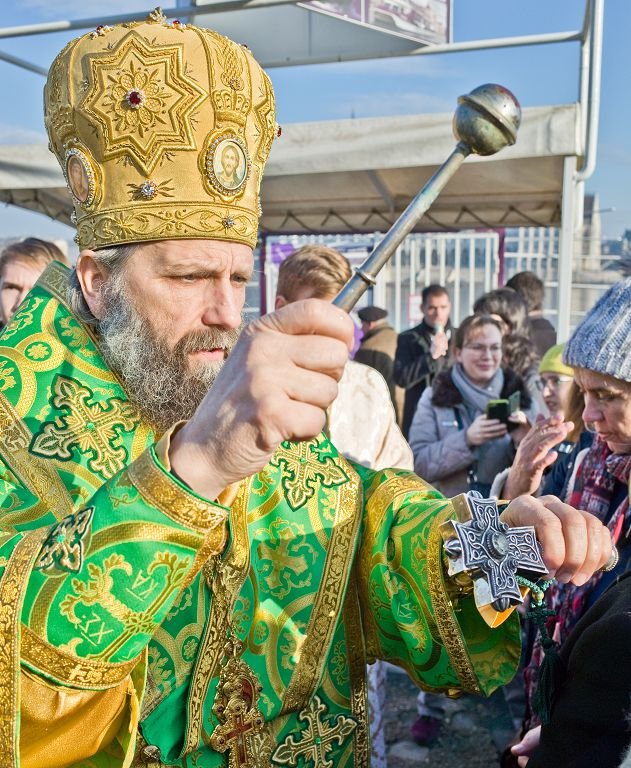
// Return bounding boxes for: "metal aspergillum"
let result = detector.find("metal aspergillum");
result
[333,83,521,312]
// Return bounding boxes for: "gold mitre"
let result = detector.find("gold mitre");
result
[44,8,277,250]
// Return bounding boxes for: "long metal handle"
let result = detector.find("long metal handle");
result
[333,83,521,313]
[333,142,470,311]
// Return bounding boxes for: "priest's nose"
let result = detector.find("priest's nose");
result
[200,281,243,330]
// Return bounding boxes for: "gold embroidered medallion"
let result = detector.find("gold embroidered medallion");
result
[81,32,207,174]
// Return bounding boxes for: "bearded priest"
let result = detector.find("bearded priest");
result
[0,10,613,768]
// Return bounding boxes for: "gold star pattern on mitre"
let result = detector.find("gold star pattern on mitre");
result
[81,32,207,175]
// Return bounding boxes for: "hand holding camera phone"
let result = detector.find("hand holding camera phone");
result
[486,392,521,429]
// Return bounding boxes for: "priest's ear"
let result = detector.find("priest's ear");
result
[75,250,110,320]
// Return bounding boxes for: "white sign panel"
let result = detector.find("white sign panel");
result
[304,0,450,43]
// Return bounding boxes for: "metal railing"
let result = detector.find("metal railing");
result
[263,226,625,336]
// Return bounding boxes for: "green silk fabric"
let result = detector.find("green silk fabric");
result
[0,263,520,767]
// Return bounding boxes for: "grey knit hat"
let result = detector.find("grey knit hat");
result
[564,277,631,382]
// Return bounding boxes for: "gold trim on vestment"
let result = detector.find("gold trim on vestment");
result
[0,393,75,525]
[426,506,481,694]
[128,446,228,539]
[343,585,369,767]
[0,528,48,767]
[182,477,253,755]
[20,624,141,690]
[280,456,362,715]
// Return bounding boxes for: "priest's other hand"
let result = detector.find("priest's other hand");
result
[500,495,612,585]
[169,298,354,499]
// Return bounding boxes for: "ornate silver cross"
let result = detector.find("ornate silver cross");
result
[440,492,547,623]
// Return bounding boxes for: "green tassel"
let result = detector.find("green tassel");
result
[517,577,562,726]
[531,625,564,726]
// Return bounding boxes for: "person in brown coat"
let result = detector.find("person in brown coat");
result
[355,305,399,416]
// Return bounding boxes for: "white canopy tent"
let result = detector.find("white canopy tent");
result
[0,0,603,338]
[0,103,579,235]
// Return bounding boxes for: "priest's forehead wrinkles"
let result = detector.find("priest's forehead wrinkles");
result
[158,249,252,274]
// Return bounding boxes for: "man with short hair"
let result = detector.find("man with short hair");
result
[505,270,557,357]
[0,13,613,768]
[0,237,69,324]
[394,284,453,437]
[276,246,411,472]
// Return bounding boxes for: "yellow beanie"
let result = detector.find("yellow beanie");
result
[539,343,574,377]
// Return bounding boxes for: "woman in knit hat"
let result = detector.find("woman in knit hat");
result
[510,277,631,767]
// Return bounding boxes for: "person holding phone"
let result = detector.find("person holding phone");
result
[409,314,532,497]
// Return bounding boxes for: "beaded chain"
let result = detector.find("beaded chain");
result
[516,575,556,645]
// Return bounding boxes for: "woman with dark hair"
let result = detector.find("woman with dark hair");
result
[409,314,532,497]
[408,314,532,744]
[473,288,546,416]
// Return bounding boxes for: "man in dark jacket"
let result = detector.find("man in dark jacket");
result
[355,305,399,415]
[394,284,453,438]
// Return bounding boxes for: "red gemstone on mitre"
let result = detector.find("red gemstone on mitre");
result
[128,90,143,106]
[173,18,181,25]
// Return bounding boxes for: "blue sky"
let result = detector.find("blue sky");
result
[0,0,628,241]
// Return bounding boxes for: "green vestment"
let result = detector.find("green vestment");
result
[0,263,520,767]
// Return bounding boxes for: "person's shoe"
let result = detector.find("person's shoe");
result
[410,715,442,745]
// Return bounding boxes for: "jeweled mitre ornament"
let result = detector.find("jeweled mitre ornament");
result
[44,8,277,249]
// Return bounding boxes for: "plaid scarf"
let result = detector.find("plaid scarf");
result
[568,437,631,528]
[523,438,631,730]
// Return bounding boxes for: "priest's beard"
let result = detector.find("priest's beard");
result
[98,277,243,433]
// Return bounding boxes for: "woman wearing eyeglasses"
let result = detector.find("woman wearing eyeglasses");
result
[409,314,532,498]
[407,313,533,745]
[493,344,592,502]
[473,287,548,418]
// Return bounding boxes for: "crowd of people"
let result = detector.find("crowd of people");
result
[0,10,628,768]
[355,273,631,767]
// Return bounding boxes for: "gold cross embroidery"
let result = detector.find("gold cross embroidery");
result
[270,439,348,511]
[272,695,356,768]
[30,375,139,479]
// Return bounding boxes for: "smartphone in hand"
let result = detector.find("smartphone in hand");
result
[486,392,521,423]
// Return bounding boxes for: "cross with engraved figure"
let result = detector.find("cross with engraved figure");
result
[211,695,263,768]
[441,492,547,624]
